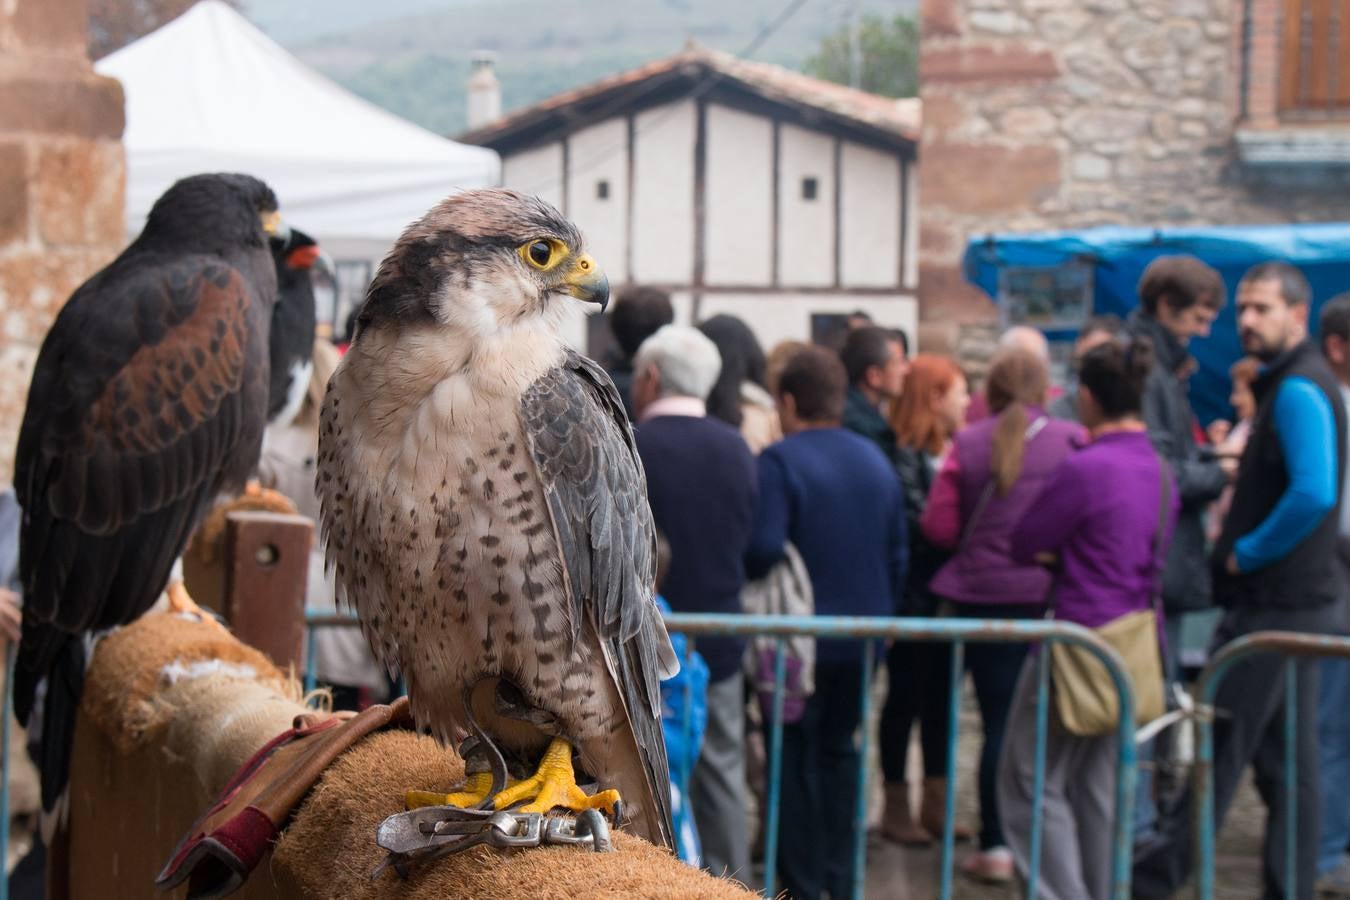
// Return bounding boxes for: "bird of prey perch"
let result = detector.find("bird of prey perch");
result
[317,189,677,848]
[13,173,284,811]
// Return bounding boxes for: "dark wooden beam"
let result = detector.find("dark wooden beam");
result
[898,156,910,290]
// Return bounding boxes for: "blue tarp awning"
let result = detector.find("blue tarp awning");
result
[962,223,1350,424]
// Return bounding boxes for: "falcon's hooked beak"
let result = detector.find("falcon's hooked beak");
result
[261,210,291,244]
[561,254,609,312]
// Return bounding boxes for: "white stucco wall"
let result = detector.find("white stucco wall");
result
[695,292,918,353]
[498,96,916,351]
[501,142,565,211]
[839,142,901,288]
[778,124,835,287]
[705,104,773,286]
[632,99,696,285]
[565,118,629,283]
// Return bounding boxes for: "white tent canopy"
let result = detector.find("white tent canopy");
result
[96,0,500,241]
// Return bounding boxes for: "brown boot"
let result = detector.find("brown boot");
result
[880,782,931,845]
[919,777,973,842]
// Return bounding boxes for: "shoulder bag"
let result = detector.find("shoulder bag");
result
[1048,456,1170,737]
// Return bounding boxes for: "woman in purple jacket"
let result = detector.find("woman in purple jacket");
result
[921,348,1082,882]
[998,337,1179,900]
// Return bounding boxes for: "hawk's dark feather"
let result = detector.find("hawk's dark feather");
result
[17,258,265,637]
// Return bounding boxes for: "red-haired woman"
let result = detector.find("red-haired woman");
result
[878,354,972,844]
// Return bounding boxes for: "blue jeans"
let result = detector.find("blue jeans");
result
[773,660,867,900]
[953,601,1041,850]
[1319,658,1350,874]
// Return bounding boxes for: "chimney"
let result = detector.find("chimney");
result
[467,51,502,130]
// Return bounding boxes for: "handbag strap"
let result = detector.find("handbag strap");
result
[955,415,1048,556]
[1150,456,1174,616]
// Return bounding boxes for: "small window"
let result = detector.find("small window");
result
[596,179,610,200]
[801,177,819,201]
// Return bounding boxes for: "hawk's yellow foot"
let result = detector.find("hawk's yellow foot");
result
[405,772,498,810]
[490,737,620,816]
[165,581,227,633]
[242,480,294,511]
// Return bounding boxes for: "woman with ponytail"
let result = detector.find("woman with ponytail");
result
[998,337,1179,899]
[920,346,1082,882]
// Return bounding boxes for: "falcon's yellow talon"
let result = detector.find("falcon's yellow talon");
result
[491,737,620,816]
[405,771,495,810]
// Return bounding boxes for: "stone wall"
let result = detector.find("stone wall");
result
[0,0,125,484]
[917,0,1350,345]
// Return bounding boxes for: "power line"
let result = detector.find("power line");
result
[513,0,814,195]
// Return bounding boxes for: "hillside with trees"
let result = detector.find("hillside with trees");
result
[245,0,918,135]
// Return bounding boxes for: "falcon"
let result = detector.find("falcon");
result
[13,173,284,811]
[317,189,677,847]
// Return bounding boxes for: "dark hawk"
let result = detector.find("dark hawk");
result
[13,173,284,811]
[316,189,677,848]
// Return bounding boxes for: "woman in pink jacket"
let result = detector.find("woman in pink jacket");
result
[920,347,1083,883]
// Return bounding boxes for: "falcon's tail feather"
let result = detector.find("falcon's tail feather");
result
[607,607,676,850]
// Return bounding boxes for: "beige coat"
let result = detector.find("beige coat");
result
[739,382,782,454]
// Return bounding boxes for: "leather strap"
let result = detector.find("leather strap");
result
[157,696,413,898]
[1150,457,1174,618]
[956,415,1048,556]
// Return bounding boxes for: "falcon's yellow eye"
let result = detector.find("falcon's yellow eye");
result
[519,238,568,271]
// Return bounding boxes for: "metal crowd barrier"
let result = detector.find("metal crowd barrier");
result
[1191,630,1350,900]
[663,613,1140,900]
[303,609,1140,900]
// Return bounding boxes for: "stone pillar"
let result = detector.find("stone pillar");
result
[0,0,125,484]
[916,0,1064,345]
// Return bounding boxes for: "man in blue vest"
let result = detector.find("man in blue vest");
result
[1135,262,1348,900]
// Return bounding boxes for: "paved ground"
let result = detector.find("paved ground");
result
[742,677,1270,898]
[857,683,1267,900]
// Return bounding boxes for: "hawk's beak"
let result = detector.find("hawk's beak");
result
[561,254,609,312]
[261,210,291,243]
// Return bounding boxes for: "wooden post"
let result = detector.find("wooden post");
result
[222,511,312,673]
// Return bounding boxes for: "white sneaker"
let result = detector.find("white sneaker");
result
[960,845,1014,884]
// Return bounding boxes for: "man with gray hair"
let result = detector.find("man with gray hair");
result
[632,324,758,881]
[999,324,1051,360]
[967,325,1060,422]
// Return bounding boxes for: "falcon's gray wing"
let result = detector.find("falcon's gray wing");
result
[520,350,659,645]
[520,349,677,847]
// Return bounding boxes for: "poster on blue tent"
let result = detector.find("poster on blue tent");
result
[962,223,1350,425]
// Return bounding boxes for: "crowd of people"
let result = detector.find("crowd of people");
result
[606,255,1350,900]
[5,251,1343,897]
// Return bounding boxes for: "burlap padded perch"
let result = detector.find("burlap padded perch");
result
[67,613,753,899]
